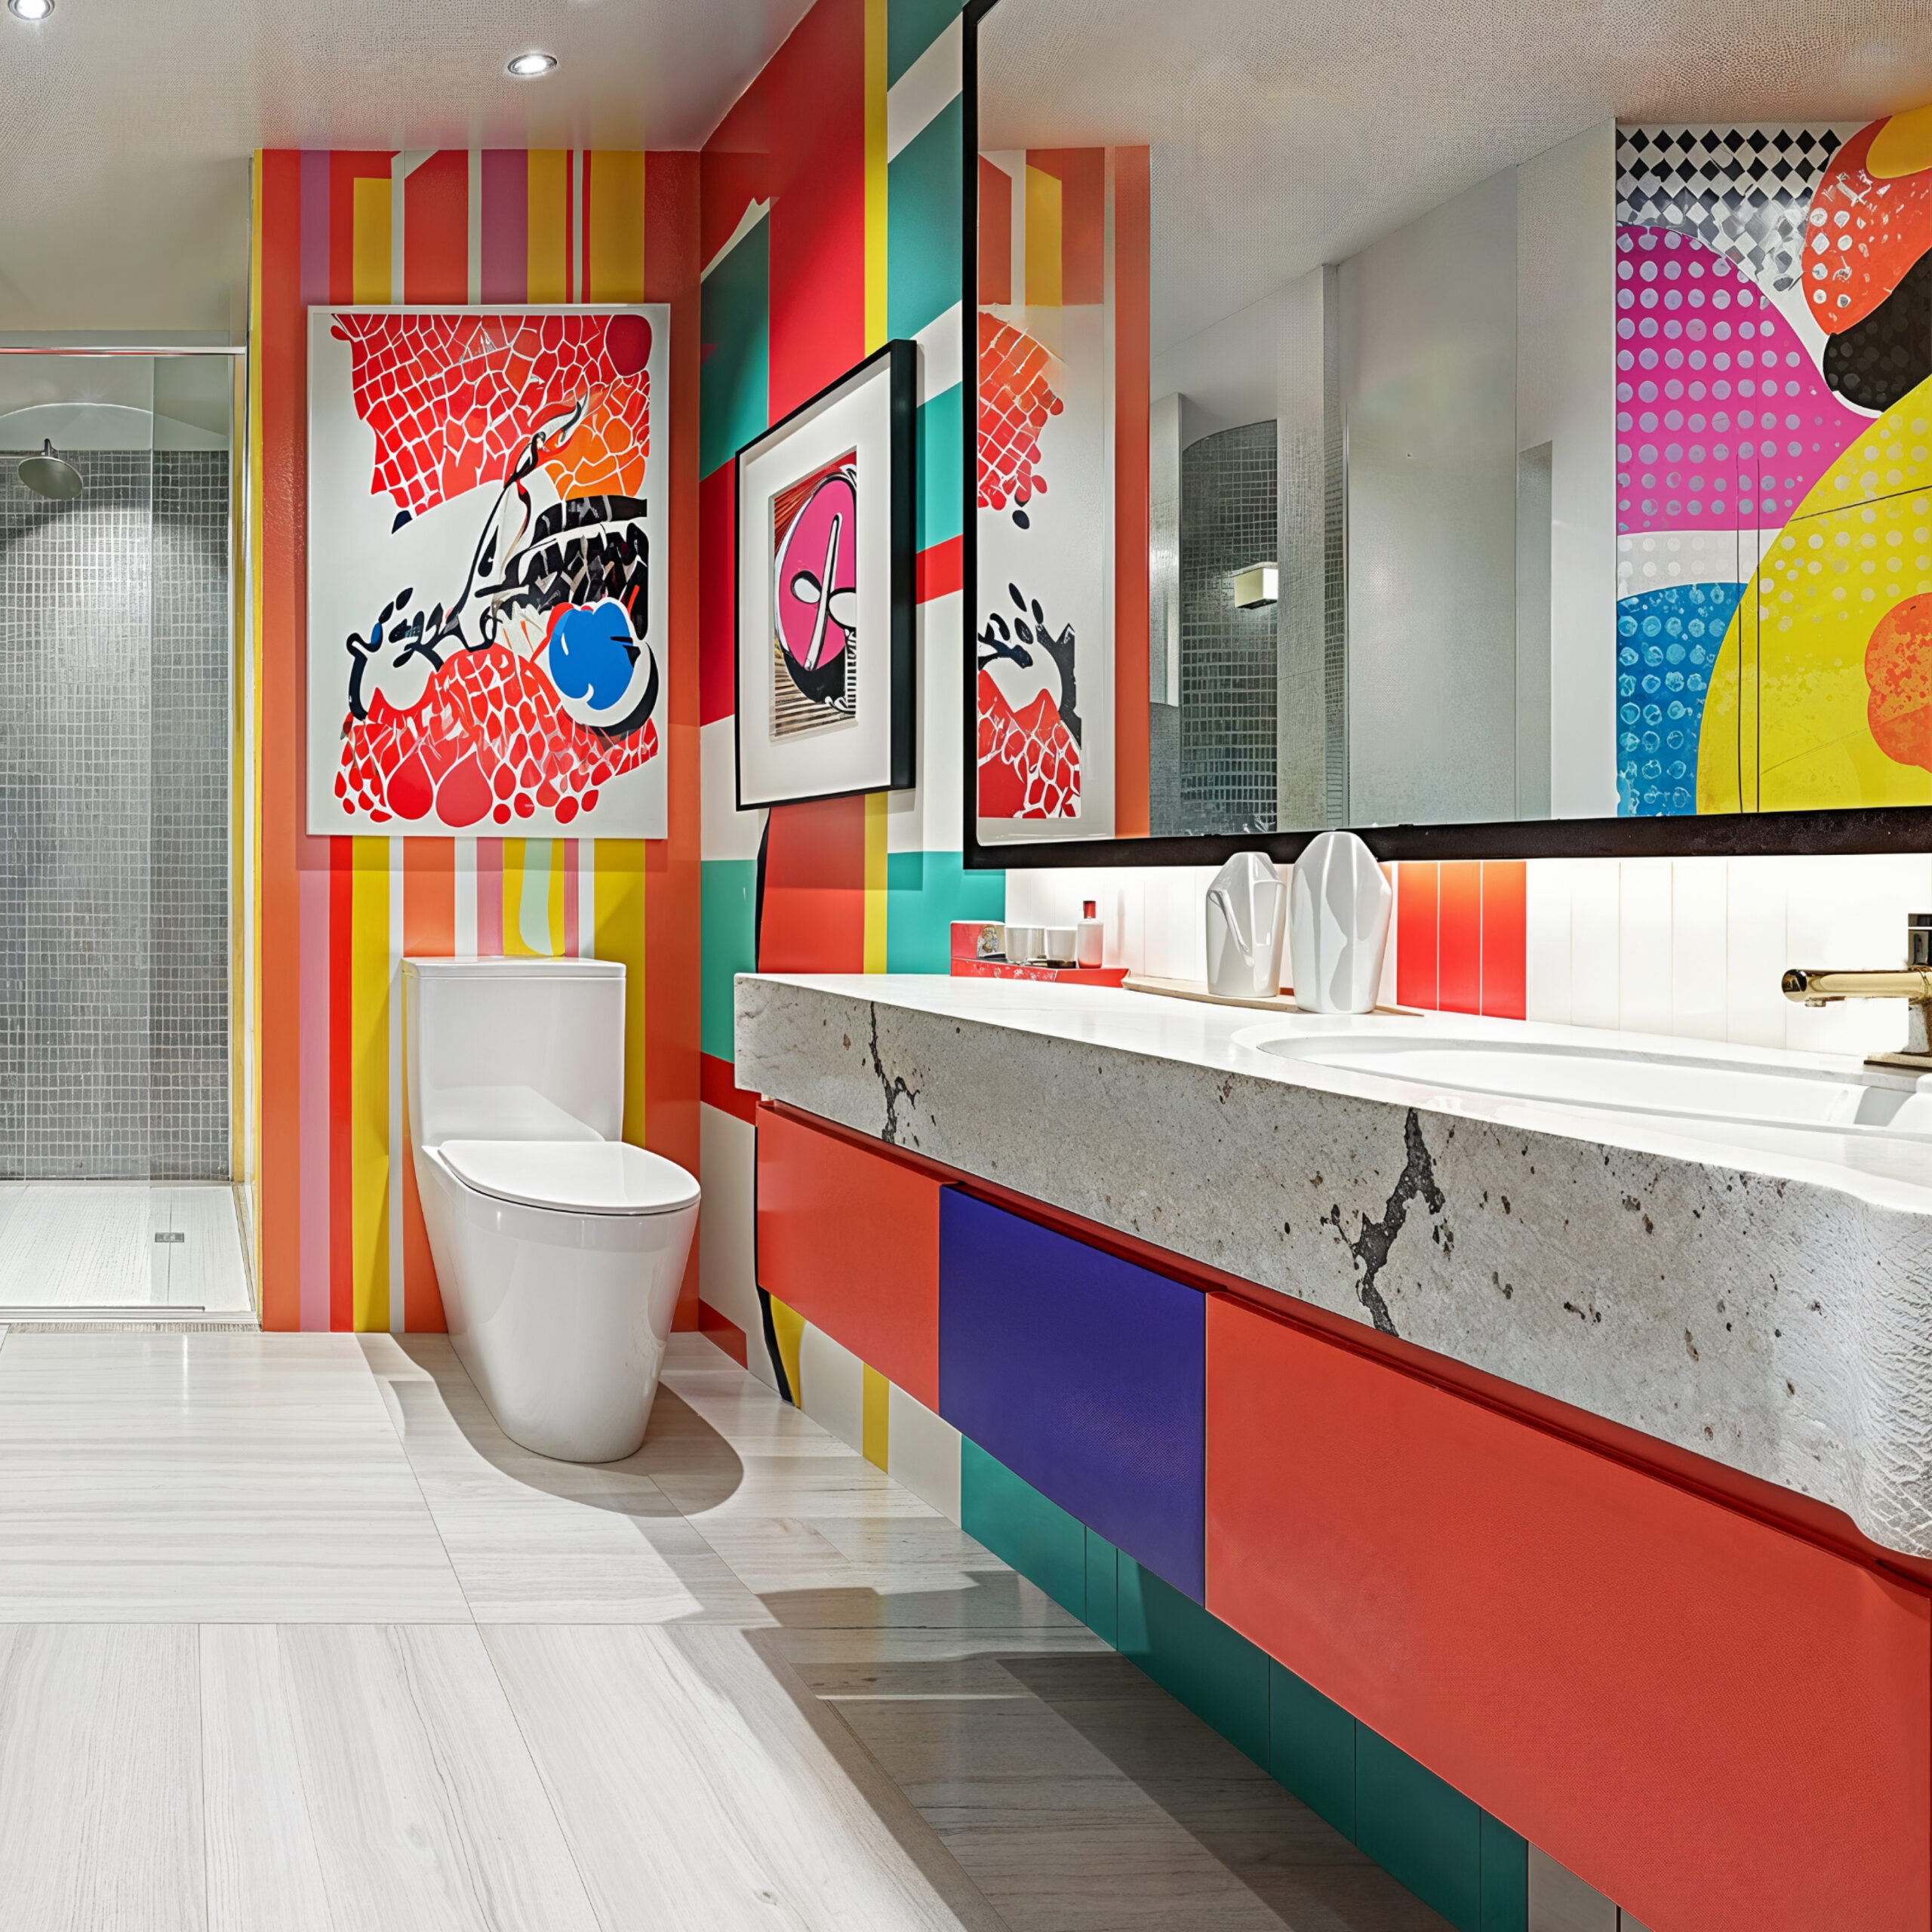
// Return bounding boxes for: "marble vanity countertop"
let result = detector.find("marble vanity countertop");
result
[736,972,1932,1561]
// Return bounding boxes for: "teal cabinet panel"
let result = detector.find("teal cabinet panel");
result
[1269,1661,1358,1841]
[1357,1727,1484,1932]
[1084,1527,1119,1647]
[1480,1812,1529,1932]
[1117,1555,1268,1768]
[960,1438,1086,1620]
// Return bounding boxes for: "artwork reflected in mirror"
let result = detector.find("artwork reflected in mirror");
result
[968,0,1932,852]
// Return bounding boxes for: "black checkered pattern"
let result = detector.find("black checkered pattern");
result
[1617,126,1844,292]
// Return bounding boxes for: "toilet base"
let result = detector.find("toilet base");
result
[415,1147,697,1464]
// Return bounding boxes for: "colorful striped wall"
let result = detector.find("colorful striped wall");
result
[697,0,1001,1364]
[250,148,702,1332]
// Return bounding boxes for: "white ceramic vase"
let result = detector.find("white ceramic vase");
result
[1204,851,1288,1000]
[1287,830,1392,1014]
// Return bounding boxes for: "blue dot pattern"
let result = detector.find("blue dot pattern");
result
[1615,580,1743,817]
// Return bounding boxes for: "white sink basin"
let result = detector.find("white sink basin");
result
[1235,1016,1932,1140]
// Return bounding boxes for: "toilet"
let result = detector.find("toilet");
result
[403,957,700,1463]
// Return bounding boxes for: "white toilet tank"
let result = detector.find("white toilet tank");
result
[404,958,626,1148]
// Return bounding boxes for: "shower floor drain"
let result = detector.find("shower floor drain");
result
[154,1232,184,1244]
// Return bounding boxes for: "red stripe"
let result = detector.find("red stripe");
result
[645,149,706,1334]
[257,152,306,1331]
[1438,862,1482,1015]
[1111,146,1151,838]
[764,0,866,417]
[1395,863,1438,1011]
[977,157,1012,306]
[404,150,468,303]
[759,794,866,973]
[915,534,962,605]
[1026,148,1105,304]
[328,838,353,1332]
[1479,861,1527,1020]
[701,1051,758,1124]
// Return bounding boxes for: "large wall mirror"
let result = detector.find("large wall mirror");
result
[961,0,1932,866]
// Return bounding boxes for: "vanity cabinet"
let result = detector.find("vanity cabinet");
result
[939,1191,1206,1600]
[1205,1291,1931,1932]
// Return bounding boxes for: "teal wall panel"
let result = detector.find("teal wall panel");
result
[888,0,961,87]
[884,851,1003,973]
[701,860,758,1063]
[1480,1813,1529,1932]
[888,97,963,342]
[1269,1661,1358,1841]
[1356,1727,1484,1932]
[1117,1556,1269,1769]
[700,220,770,479]
[915,385,964,555]
[1084,1527,1119,1647]
[960,1439,1087,1620]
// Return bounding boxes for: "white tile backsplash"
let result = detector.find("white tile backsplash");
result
[1005,851,1932,1051]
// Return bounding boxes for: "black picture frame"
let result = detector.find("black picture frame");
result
[958,0,1932,871]
[734,338,917,811]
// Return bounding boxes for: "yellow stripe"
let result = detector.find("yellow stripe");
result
[244,158,266,1301]
[548,838,567,952]
[586,152,645,303]
[863,792,888,973]
[349,838,391,1332]
[528,151,571,303]
[863,0,888,351]
[352,176,392,304]
[1024,166,1062,309]
[861,1364,890,1470]
[768,1297,806,1408]
[594,841,648,1143]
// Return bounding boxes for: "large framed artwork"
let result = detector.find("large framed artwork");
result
[734,340,916,809]
[307,305,670,837]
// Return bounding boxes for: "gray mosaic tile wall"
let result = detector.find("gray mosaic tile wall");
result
[0,450,229,1180]
[1177,421,1278,834]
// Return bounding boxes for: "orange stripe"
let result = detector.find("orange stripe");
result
[254,151,305,1331]
[1112,148,1151,838]
[645,152,703,1332]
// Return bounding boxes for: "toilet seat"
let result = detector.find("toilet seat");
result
[438,1139,702,1217]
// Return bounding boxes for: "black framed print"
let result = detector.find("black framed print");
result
[734,339,916,809]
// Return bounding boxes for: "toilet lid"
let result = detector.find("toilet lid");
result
[440,1140,700,1216]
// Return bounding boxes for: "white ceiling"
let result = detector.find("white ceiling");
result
[0,0,814,336]
[978,0,1932,354]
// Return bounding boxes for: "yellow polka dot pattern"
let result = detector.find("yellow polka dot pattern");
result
[1697,375,1932,812]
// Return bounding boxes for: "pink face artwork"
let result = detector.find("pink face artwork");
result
[776,470,858,688]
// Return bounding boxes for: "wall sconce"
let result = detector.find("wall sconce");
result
[1232,563,1278,609]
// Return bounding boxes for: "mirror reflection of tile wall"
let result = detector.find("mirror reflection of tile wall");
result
[973,0,1932,846]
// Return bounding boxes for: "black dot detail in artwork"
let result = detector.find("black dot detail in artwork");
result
[1012,509,1029,528]
[1823,249,1932,414]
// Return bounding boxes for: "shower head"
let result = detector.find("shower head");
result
[17,439,81,501]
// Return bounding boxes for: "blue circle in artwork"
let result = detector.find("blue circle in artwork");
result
[549,601,637,712]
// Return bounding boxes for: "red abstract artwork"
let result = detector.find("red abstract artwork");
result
[977,315,1062,517]
[309,307,668,836]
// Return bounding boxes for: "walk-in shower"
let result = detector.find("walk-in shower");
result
[0,349,249,1314]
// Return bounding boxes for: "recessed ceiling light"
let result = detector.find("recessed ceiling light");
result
[8,0,55,20]
[506,50,556,78]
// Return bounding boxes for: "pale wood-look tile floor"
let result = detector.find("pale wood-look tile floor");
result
[0,1327,1449,1931]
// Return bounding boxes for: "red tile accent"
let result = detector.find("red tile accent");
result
[698,1300,750,1367]
[1479,860,1527,1020]
[758,793,866,973]
[1395,863,1438,1011]
[1205,1291,1931,1932]
[700,1051,758,1126]
[1436,861,1482,1015]
[915,534,962,605]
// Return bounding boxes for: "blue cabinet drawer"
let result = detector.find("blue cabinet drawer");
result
[939,1190,1205,1600]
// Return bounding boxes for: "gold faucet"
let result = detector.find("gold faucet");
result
[1783,914,1932,1069]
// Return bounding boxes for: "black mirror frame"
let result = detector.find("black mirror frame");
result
[958,0,1932,871]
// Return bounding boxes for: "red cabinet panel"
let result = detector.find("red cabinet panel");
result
[755,1105,940,1407]
[1204,1293,1930,1932]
